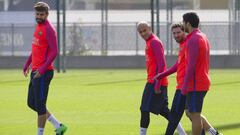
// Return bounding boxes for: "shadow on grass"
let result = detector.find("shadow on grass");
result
[85,79,145,86]
[86,79,240,86]
[0,79,26,84]
[172,123,240,135]
[84,76,177,86]
[212,81,240,86]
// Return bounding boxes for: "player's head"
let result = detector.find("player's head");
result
[34,2,49,24]
[137,21,152,40]
[171,23,185,43]
[182,12,199,33]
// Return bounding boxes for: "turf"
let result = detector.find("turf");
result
[0,69,239,135]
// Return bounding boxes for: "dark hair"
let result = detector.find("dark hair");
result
[171,22,184,31]
[183,12,199,28]
[34,2,50,13]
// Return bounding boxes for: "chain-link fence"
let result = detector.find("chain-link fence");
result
[229,0,240,55]
[0,23,34,56]
[0,0,239,56]
[0,21,234,56]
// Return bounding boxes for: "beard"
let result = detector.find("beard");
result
[184,27,189,33]
[174,35,185,43]
[176,39,181,43]
[36,18,45,24]
[175,38,182,43]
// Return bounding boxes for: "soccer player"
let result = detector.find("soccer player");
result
[22,2,67,135]
[153,23,187,135]
[181,12,223,135]
[137,21,186,135]
[154,23,222,135]
[181,12,222,135]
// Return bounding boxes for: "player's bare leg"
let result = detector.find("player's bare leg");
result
[186,110,222,135]
[188,112,203,135]
[38,114,47,128]
[37,113,47,135]
[201,115,211,131]
[201,115,222,135]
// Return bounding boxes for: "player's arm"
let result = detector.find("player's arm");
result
[23,53,32,77]
[151,40,165,92]
[181,38,199,95]
[38,27,58,75]
[153,61,177,80]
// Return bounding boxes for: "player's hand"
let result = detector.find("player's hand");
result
[154,82,161,94]
[154,89,161,94]
[23,67,30,77]
[152,73,162,81]
[181,89,187,95]
[33,70,41,78]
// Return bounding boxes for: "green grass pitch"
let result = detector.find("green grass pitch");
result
[0,69,240,135]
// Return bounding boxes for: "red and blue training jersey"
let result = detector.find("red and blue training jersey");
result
[176,39,186,89]
[181,29,211,94]
[155,39,186,90]
[145,34,168,89]
[23,19,58,75]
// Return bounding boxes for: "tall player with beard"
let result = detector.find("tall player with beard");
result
[154,23,222,135]
[181,12,222,135]
[23,2,67,135]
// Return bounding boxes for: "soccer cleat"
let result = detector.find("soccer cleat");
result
[216,131,223,135]
[55,124,67,135]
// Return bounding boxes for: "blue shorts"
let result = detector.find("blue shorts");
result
[186,91,207,113]
[171,90,186,113]
[165,90,186,135]
[27,70,53,115]
[140,83,169,115]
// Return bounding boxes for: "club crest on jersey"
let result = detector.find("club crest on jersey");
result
[38,31,43,36]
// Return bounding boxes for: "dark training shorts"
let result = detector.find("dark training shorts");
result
[27,70,53,115]
[186,91,207,113]
[165,90,186,135]
[140,82,169,115]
